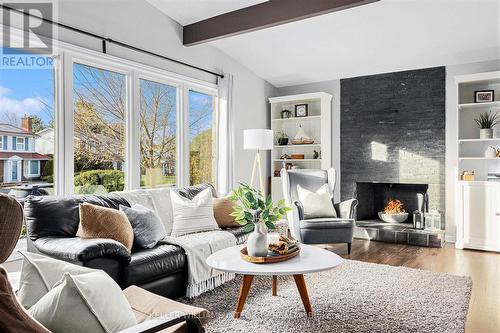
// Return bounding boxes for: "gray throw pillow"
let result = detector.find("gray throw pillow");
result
[120,204,166,248]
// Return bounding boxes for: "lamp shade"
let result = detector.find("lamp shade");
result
[244,129,274,150]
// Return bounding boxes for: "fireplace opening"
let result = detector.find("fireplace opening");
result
[355,182,429,224]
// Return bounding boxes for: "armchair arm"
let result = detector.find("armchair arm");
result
[334,199,358,219]
[293,200,305,221]
[119,312,204,333]
[33,237,131,263]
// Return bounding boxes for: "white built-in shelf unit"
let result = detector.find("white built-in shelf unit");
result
[268,92,332,202]
[456,70,500,181]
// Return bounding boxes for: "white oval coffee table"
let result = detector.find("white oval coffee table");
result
[206,244,343,318]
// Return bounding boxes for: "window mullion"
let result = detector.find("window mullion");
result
[178,85,188,187]
[126,71,140,190]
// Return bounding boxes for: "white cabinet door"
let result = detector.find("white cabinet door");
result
[487,183,500,251]
[461,183,500,252]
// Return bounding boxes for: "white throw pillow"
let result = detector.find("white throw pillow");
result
[297,184,337,219]
[17,251,96,309]
[170,188,220,237]
[28,271,136,333]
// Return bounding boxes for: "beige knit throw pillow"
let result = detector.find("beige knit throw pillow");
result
[76,203,134,252]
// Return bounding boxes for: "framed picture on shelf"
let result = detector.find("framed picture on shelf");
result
[295,104,308,117]
[474,90,494,103]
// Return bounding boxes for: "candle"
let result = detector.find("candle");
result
[267,232,280,245]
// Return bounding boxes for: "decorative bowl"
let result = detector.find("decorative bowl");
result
[378,212,409,223]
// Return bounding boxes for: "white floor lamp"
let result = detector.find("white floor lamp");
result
[244,129,273,195]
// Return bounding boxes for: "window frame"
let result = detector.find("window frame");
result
[185,87,219,187]
[2,26,218,195]
[136,74,182,189]
[24,160,40,177]
[16,137,25,150]
[57,38,218,194]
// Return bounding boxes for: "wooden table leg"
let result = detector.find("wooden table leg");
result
[272,275,277,296]
[293,274,313,317]
[234,275,254,318]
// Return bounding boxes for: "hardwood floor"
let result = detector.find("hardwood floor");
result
[325,240,500,333]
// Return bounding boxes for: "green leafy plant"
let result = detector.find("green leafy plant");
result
[474,110,500,129]
[228,183,292,233]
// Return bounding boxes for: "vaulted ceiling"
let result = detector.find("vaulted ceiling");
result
[148,0,500,87]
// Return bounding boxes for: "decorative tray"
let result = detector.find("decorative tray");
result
[240,237,300,264]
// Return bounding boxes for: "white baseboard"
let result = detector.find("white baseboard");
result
[445,234,456,243]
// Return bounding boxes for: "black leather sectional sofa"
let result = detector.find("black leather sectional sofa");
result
[24,184,249,299]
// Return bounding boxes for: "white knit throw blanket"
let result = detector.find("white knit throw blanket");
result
[162,230,237,298]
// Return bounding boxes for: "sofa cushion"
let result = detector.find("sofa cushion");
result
[213,197,240,228]
[122,244,186,287]
[297,184,337,219]
[123,285,209,333]
[25,195,130,241]
[120,204,166,249]
[170,188,219,237]
[299,218,354,230]
[173,183,217,200]
[77,203,134,252]
[28,271,136,333]
[224,226,251,245]
[17,251,96,309]
[111,188,174,236]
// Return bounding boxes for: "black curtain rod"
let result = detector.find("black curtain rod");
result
[0,4,224,79]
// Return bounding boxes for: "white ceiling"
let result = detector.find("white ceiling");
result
[146,0,268,26]
[150,0,500,87]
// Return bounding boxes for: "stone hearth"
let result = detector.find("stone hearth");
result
[354,220,445,248]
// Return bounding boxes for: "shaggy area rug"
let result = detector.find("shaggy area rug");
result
[186,260,472,333]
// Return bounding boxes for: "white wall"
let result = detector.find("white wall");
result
[277,81,341,202]
[4,0,277,191]
[445,60,500,242]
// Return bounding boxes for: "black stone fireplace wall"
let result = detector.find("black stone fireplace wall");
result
[340,67,445,228]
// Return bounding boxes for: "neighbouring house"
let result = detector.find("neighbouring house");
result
[36,127,125,171]
[0,116,52,184]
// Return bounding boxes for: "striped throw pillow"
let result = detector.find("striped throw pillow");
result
[170,188,220,237]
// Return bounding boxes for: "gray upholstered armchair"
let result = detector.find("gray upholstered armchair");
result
[281,168,358,254]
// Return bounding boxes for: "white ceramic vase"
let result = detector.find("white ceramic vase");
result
[247,222,268,257]
[484,146,497,158]
[480,128,494,139]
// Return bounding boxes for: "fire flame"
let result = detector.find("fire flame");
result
[383,199,405,214]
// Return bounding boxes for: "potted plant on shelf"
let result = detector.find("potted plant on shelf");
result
[229,183,292,257]
[276,131,289,146]
[474,110,500,139]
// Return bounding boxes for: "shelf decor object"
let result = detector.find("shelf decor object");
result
[243,129,273,195]
[474,89,494,103]
[291,125,314,144]
[474,111,499,139]
[269,92,333,203]
[455,70,500,253]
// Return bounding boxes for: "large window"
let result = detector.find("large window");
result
[139,79,177,188]
[188,90,216,186]
[2,35,218,196]
[0,47,55,191]
[72,63,126,194]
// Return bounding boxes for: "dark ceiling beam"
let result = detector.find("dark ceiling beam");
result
[183,0,379,46]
